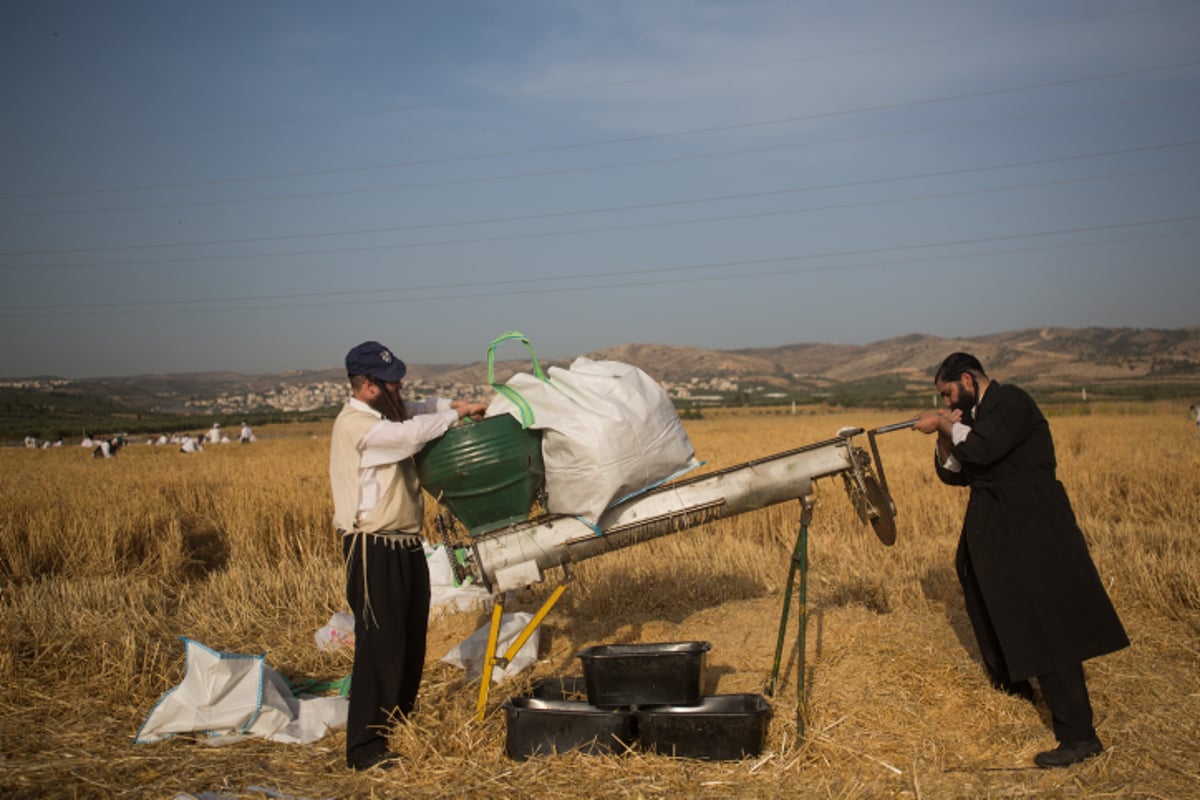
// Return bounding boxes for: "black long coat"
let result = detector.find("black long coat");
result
[935,382,1129,680]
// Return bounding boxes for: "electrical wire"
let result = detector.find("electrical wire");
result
[4,58,1197,203]
[4,138,1198,262]
[4,91,1198,221]
[3,155,1197,271]
[3,213,1196,316]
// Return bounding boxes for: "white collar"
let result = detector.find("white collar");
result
[348,396,382,418]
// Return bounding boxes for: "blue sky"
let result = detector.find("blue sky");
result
[2,0,1198,378]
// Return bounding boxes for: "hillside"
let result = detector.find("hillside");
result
[3,326,1198,443]
[585,326,1200,387]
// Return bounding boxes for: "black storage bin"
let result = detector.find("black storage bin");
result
[503,696,636,760]
[577,641,711,708]
[637,694,772,760]
[529,675,589,701]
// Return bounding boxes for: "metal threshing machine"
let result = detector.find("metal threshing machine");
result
[418,415,915,728]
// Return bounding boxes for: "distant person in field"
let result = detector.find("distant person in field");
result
[1192,404,1200,440]
[179,435,202,453]
[913,352,1129,769]
[92,436,122,459]
[329,339,487,771]
[239,422,255,443]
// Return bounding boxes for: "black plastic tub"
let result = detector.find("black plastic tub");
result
[637,694,772,761]
[529,675,589,701]
[502,696,636,760]
[576,641,711,708]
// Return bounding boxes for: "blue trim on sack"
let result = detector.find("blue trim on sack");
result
[575,515,604,536]
[133,636,268,744]
[242,651,268,735]
[607,460,706,508]
[577,460,707,537]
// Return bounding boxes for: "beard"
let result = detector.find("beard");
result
[367,387,409,421]
[951,382,978,416]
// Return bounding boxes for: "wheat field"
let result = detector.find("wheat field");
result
[2,404,1199,799]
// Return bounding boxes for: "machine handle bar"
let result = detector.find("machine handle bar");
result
[870,417,918,435]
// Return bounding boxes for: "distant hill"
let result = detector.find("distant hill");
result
[3,326,1198,443]
[485,326,1200,390]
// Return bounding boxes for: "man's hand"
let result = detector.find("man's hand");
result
[451,400,489,420]
[914,410,942,434]
[913,408,961,435]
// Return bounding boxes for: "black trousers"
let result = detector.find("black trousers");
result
[956,541,1096,744]
[342,534,431,768]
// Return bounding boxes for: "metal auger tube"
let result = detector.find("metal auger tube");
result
[468,436,870,593]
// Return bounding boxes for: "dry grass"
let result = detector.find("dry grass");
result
[2,405,1199,799]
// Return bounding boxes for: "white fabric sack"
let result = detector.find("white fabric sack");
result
[135,638,347,745]
[487,354,697,525]
[441,611,539,684]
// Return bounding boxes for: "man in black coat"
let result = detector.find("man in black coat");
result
[914,352,1129,768]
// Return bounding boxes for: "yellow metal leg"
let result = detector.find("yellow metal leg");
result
[475,598,505,721]
[473,580,572,722]
[501,583,568,664]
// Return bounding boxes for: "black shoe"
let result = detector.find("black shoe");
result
[348,750,401,771]
[1034,737,1103,768]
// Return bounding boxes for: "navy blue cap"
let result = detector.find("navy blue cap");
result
[345,341,407,382]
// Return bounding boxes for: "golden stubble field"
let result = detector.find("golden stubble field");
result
[2,404,1199,799]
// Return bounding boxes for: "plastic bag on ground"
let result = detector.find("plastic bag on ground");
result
[314,612,355,651]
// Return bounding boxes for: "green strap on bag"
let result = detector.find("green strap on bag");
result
[286,674,351,698]
[486,331,546,429]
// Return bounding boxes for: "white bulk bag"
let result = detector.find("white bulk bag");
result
[135,638,347,745]
[484,332,697,526]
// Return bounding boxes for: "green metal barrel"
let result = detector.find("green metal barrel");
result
[415,415,544,536]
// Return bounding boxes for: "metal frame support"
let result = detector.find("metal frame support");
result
[474,598,506,721]
[767,495,814,739]
[474,572,572,722]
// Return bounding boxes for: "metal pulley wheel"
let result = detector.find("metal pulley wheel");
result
[846,471,897,546]
[862,474,897,546]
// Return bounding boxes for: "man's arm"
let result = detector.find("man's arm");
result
[915,409,970,486]
[359,397,490,468]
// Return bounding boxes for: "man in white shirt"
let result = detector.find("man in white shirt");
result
[329,340,486,771]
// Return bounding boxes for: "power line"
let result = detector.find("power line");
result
[3,162,1195,275]
[4,140,1197,262]
[4,213,1196,315]
[6,88,1198,221]
[4,58,1197,203]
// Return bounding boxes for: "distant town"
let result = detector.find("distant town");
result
[181,375,748,415]
[0,374,754,417]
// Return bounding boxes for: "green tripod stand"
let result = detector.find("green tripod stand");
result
[767,496,814,738]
